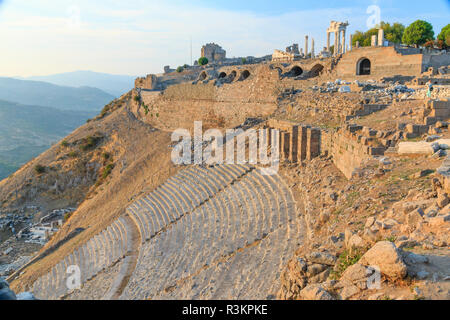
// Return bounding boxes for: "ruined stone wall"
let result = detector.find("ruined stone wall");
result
[321,125,386,179]
[135,74,158,90]
[423,54,450,71]
[335,46,424,79]
[138,65,280,131]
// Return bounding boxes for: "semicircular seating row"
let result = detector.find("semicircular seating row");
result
[31,216,133,300]
[120,166,300,300]
[127,164,253,244]
[30,164,252,300]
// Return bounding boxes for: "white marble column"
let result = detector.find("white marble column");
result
[327,32,331,51]
[305,35,309,57]
[342,30,346,54]
[334,31,339,55]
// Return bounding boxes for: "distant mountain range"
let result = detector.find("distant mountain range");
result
[0,77,115,112]
[0,99,96,180]
[0,71,134,180]
[19,70,137,97]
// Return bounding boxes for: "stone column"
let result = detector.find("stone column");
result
[342,29,346,54]
[290,126,299,163]
[334,31,339,55]
[378,28,385,46]
[327,32,330,51]
[305,35,309,57]
[311,38,315,58]
[349,34,353,51]
[371,35,378,47]
[307,128,321,161]
[281,132,290,160]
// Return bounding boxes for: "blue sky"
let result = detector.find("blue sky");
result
[0,0,448,77]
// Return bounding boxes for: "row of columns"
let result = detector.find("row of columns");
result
[304,35,315,59]
[327,29,347,55]
[264,126,321,163]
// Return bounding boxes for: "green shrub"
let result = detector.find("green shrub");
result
[198,57,208,66]
[34,164,46,174]
[80,135,101,151]
[61,140,69,147]
[330,249,364,280]
[102,152,111,160]
[102,163,114,179]
[143,104,149,115]
[64,212,73,222]
[176,66,184,73]
[68,151,78,158]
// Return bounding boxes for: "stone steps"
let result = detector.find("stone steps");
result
[127,165,251,244]
[120,165,301,300]
[31,164,300,300]
[31,217,133,300]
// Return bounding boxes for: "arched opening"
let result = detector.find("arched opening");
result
[228,70,237,82]
[239,70,250,81]
[274,67,283,77]
[198,71,208,81]
[218,72,227,79]
[357,58,371,75]
[310,64,324,77]
[288,66,303,77]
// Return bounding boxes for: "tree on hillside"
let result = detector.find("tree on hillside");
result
[198,57,209,66]
[402,20,435,47]
[176,66,184,73]
[379,22,405,43]
[437,24,450,46]
[352,28,379,47]
[351,22,405,47]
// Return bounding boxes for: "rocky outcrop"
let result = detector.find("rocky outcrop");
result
[359,241,407,280]
[0,279,16,300]
[279,251,337,300]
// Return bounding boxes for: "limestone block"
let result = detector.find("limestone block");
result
[359,241,407,280]
[398,142,440,155]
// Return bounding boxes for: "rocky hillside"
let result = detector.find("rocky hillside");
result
[1,67,449,300]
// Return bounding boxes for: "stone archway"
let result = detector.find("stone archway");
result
[310,64,324,77]
[357,58,371,75]
[288,66,303,77]
[218,72,227,79]
[198,71,208,81]
[228,70,237,82]
[239,70,250,81]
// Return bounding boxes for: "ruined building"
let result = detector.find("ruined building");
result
[201,43,226,62]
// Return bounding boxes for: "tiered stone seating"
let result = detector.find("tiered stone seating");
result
[30,164,300,300]
[31,217,131,300]
[120,166,302,300]
[127,165,251,243]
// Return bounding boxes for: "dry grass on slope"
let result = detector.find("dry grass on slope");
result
[10,99,179,292]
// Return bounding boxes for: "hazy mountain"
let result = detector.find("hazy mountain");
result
[0,99,96,180]
[0,77,115,112]
[22,70,137,97]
